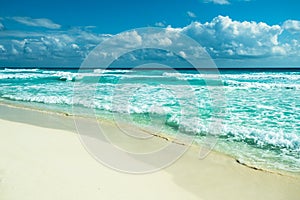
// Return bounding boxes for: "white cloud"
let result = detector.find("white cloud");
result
[271,46,286,56]
[0,25,110,65]
[179,15,284,58]
[114,30,142,48]
[155,22,165,27]
[11,46,18,55]
[1,15,300,67]
[283,20,300,33]
[178,51,187,58]
[0,22,190,66]
[0,44,5,52]
[12,17,61,29]
[143,31,176,47]
[203,0,251,4]
[187,11,196,18]
[0,22,4,30]
[157,37,172,46]
[204,0,230,5]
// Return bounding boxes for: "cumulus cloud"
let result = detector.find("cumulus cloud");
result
[271,46,286,56]
[12,17,61,29]
[178,15,287,58]
[187,11,196,18]
[0,23,111,66]
[1,15,300,67]
[157,37,172,46]
[283,20,300,33]
[178,51,187,58]
[111,30,142,48]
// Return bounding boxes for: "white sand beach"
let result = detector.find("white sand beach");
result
[0,104,300,200]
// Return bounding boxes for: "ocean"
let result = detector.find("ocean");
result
[0,67,299,173]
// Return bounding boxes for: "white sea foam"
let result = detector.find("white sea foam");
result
[53,72,76,81]
[0,73,47,79]
[222,73,300,81]
[162,72,220,80]
[224,80,300,90]
[2,68,40,73]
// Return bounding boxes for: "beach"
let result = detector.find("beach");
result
[1,104,300,200]
[1,0,300,199]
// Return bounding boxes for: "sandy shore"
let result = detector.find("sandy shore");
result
[0,104,300,200]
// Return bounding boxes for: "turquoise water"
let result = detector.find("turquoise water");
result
[0,68,300,173]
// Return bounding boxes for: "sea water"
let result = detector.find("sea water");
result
[0,68,299,173]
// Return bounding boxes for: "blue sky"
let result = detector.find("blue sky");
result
[0,0,300,67]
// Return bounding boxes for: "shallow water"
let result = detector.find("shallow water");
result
[0,67,299,173]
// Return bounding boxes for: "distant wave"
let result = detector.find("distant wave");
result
[223,80,300,90]
[163,72,300,89]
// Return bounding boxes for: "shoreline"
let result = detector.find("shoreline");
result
[0,101,299,177]
[1,103,300,199]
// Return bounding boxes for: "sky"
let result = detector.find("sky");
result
[0,0,300,68]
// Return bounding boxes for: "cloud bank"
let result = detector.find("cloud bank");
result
[0,15,300,67]
[181,15,284,57]
[0,23,111,66]
[11,17,61,29]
